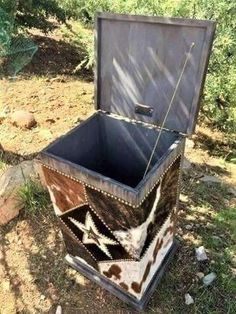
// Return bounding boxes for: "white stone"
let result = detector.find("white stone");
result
[196,272,205,279]
[40,294,46,301]
[55,305,62,314]
[195,246,208,261]
[185,293,194,305]
[185,224,193,230]
[203,272,217,286]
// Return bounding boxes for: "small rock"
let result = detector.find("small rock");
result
[179,193,188,202]
[55,305,62,314]
[196,272,205,279]
[195,246,208,261]
[40,294,46,301]
[185,293,194,305]
[185,224,193,230]
[200,175,221,184]
[10,110,37,129]
[203,272,217,286]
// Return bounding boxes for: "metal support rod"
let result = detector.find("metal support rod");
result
[143,42,195,178]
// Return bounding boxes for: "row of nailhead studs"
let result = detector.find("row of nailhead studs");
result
[140,163,181,259]
[83,184,136,262]
[134,154,183,208]
[59,217,98,262]
[98,110,186,136]
[40,154,182,209]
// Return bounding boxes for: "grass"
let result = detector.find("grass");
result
[173,179,236,314]
[18,178,51,216]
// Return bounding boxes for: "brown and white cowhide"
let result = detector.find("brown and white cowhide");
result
[113,183,161,259]
[99,212,176,300]
[42,166,86,215]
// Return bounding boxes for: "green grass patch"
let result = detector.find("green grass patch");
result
[18,179,50,216]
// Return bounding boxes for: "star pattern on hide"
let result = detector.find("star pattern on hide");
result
[69,212,118,258]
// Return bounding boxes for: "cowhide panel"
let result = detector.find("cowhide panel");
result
[99,214,175,300]
[42,166,86,214]
[86,157,181,259]
[60,204,133,262]
[140,156,181,256]
[85,187,143,230]
[60,221,99,271]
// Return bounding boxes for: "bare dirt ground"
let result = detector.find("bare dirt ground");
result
[0,28,235,314]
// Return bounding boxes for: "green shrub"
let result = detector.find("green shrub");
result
[0,0,66,32]
[59,0,236,132]
[61,21,93,71]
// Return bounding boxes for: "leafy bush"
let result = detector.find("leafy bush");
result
[59,0,236,132]
[0,6,38,77]
[61,21,94,72]
[0,0,66,32]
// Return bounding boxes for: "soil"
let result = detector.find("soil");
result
[0,27,235,314]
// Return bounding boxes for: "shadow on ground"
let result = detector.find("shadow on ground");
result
[196,131,236,161]
[22,34,93,81]
[0,149,37,166]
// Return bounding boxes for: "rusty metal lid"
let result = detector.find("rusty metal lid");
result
[95,13,215,135]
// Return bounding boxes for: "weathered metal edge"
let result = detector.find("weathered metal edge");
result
[96,12,215,27]
[65,240,179,311]
[37,112,185,206]
[188,20,216,134]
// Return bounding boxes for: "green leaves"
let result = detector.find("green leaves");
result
[0,6,38,77]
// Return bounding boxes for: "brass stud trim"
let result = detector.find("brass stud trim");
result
[40,154,182,208]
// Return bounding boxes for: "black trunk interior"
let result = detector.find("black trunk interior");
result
[46,112,180,188]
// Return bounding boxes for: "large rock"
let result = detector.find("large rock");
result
[10,110,37,129]
[0,160,40,225]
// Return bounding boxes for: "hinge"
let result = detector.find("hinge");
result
[97,109,187,136]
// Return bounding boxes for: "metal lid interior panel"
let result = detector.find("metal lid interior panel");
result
[95,13,216,134]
